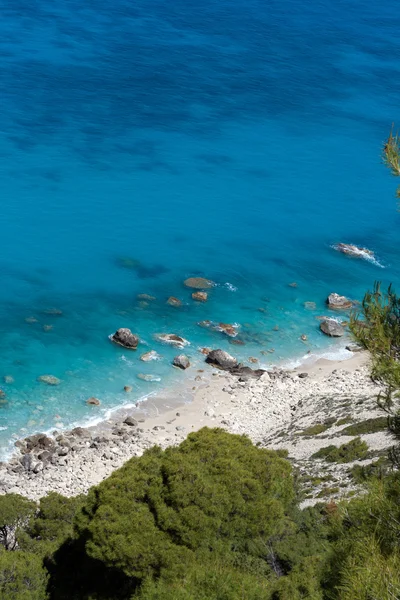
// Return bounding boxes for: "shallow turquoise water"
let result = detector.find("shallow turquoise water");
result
[0,0,399,454]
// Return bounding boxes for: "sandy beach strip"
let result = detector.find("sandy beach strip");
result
[0,349,393,503]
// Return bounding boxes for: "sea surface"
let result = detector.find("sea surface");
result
[0,0,399,455]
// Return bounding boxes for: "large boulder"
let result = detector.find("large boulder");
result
[320,319,345,337]
[327,293,353,310]
[184,277,214,289]
[154,333,189,348]
[206,349,238,370]
[111,328,139,349]
[173,355,190,370]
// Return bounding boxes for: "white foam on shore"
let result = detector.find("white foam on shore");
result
[281,343,354,369]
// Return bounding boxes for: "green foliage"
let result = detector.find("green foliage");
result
[383,126,400,198]
[311,437,368,463]
[0,494,36,551]
[298,423,330,436]
[76,428,295,582]
[136,559,272,600]
[0,548,49,599]
[349,456,388,483]
[339,416,388,436]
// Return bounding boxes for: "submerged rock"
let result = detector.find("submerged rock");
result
[137,293,156,301]
[173,355,190,370]
[155,333,189,348]
[25,316,38,324]
[123,385,133,392]
[111,328,139,349]
[137,373,161,382]
[304,302,317,310]
[320,319,345,337]
[184,277,214,289]
[206,349,238,370]
[37,375,61,386]
[140,350,162,362]
[43,324,53,332]
[3,376,14,384]
[167,296,182,307]
[327,293,353,310]
[192,291,208,302]
[43,308,63,316]
[198,321,239,338]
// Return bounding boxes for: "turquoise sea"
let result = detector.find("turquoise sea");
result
[0,0,399,455]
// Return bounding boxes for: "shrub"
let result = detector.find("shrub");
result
[311,438,368,463]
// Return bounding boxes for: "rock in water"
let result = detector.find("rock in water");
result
[43,308,63,316]
[154,333,189,348]
[320,319,345,337]
[327,293,353,310]
[111,328,139,349]
[184,277,214,289]
[37,375,61,386]
[173,355,190,369]
[137,294,156,301]
[123,385,133,392]
[206,349,238,370]
[137,373,161,382]
[334,243,375,260]
[87,397,101,406]
[140,350,161,362]
[192,291,208,302]
[167,296,182,307]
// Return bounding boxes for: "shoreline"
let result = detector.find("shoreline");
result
[0,346,394,504]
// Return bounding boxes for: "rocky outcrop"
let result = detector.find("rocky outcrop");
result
[111,328,139,349]
[320,319,345,337]
[192,291,208,302]
[154,333,189,348]
[206,349,238,370]
[43,308,63,316]
[184,277,214,289]
[327,293,353,310]
[166,297,182,307]
[173,355,190,370]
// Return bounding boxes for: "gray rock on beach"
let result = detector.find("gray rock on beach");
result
[173,355,190,370]
[206,349,238,370]
[327,293,353,310]
[320,319,345,337]
[111,328,139,349]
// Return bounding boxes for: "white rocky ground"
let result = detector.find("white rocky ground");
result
[0,352,393,505]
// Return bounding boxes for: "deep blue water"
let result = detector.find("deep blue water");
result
[0,0,399,454]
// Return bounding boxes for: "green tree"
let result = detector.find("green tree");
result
[0,494,36,551]
[72,428,295,595]
[0,548,49,599]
